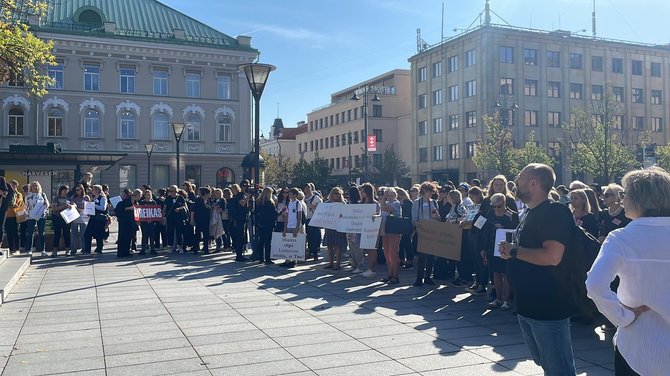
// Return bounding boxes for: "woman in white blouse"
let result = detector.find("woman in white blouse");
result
[586,167,670,376]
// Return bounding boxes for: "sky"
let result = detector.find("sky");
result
[160,0,670,137]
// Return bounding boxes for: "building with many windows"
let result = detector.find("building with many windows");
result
[296,69,411,186]
[1,0,257,195]
[409,15,670,184]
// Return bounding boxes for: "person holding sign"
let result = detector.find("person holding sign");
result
[139,189,159,255]
[303,183,323,261]
[281,188,303,267]
[360,183,382,278]
[380,187,402,284]
[68,184,89,256]
[24,181,50,256]
[322,187,347,270]
[114,189,135,258]
[345,186,365,273]
[82,185,108,254]
[50,185,71,257]
[411,182,441,286]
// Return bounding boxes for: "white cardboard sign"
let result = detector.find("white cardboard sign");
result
[270,232,307,261]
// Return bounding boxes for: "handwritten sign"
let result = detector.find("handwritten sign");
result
[494,229,516,257]
[359,217,382,249]
[133,205,163,222]
[337,204,377,233]
[416,220,463,260]
[271,232,306,261]
[308,203,340,230]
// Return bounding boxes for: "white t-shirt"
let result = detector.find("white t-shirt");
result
[286,200,302,229]
[304,194,322,219]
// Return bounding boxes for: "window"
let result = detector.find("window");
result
[353,131,359,143]
[153,165,170,190]
[466,80,476,97]
[548,111,561,127]
[336,158,340,170]
[319,139,323,149]
[84,64,100,91]
[547,51,560,67]
[432,118,443,133]
[652,117,663,132]
[570,53,582,69]
[186,72,200,97]
[185,165,202,187]
[524,48,537,65]
[651,62,662,77]
[631,60,643,76]
[419,147,428,162]
[347,110,351,121]
[372,104,382,117]
[448,85,458,101]
[448,55,458,72]
[47,108,64,137]
[632,88,644,103]
[433,145,443,161]
[524,110,538,127]
[466,49,476,66]
[7,107,24,136]
[466,142,476,158]
[613,86,624,102]
[217,74,231,99]
[418,67,427,82]
[591,85,603,100]
[613,115,624,130]
[569,83,583,99]
[354,155,361,167]
[119,165,137,191]
[152,113,169,140]
[449,143,460,159]
[83,109,101,138]
[218,115,232,142]
[8,71,24,87]
[466,111,477,127]
[524,79,537,96]
[335,113,339,124]
[48,63,64,89]
[153,70,168,96]
[418,94,427,109]
[500,78,514,95]
[652,90,663,105]
[612,58,623,74]
[432,61,442,77]
[432,89,442,105]
[547,81,561,98]
[330,136,335,147]
[185,115,201,141]
[119,111,136,139]
[448,114,459,130]
[418,120,427,136]
[373,129,383,142]
[591,56,603,72]
[120,67,135,94]
[634,116,645,130]
[499,46,513,63]
[309,141,313,151]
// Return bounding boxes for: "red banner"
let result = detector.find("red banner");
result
[133,205,163,222]
[367,135,377,152]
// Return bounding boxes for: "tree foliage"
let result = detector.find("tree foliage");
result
[261,151,293,188]
[516,131,554,170]
[472,113,519,179]
[1,0,56,97]
[290,153,331,191]
[371,146,410,186]
[656,144,670,171]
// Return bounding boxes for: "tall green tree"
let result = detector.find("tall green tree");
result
[261,151,293,188]
[516,131,554,171]
[371,146,410,186]
[472,113,519,179]
[291,152,331,190]
[655,144,670,171]
[1,0,56,97]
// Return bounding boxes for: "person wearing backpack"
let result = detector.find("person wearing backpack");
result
[499,163,577,375]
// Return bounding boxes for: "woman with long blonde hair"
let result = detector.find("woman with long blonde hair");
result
[323,187,347,270]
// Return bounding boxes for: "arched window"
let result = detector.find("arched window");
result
[47,108,64,137]
[119,111,136,139]
[8,107,24,136]
[217,114,232,142]
[185,114,201,141]
[152,112,169,140]
[84,109,101,138]
[78,10,102,25]
[216,167,235,188]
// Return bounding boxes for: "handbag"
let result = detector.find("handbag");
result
[384,215,413,235]
[16,210,28,223]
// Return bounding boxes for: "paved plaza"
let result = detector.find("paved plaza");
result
[0,231,615,376]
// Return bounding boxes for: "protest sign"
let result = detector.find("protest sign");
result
[133,205,163,222]
[271,232,306,261]
[493,229,516,257]
[359,217,382,249]
[337,204,377,233]
[109,195,122,208]
[83,201,95,216]
[308,203,340,230]
[60,206,80,224]
[416,220,463,260]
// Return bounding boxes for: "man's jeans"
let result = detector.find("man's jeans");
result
[517,314,577,376]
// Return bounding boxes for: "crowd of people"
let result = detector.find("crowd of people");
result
[0,163,668,375]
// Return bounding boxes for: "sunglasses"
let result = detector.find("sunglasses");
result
[618,191,625,200]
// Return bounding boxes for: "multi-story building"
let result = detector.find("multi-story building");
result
[296,69,411,186]
[0,0,257,195]
[409,16,670,184]
[259,119,306,160]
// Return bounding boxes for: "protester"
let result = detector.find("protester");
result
[570,188,599,238]
[464,186,487,294]
[253,187,276,265]
[50,185,71,257]
[481,175,517,213]
[4,180,22,255]
[162,185,188,254]
[412,181,441,286]
[586,167,670,376]
[323,187,347,270]
[499,163,577,375]
[397,188,414,271]
[68,184,89,256]
[114,189,135,258]
[0,177,16,256]
[191,187,212,254]
[24,181,49,256]
[139,189,159,255]
[155,188,168,249]
[344,185,365,273]
[303,183,322,261]
[380,187,402,284]
[229,183,249,262]
[359,183,381,278]
[443,189,471,287]
[598,184,631,242]
[280,187,303,267]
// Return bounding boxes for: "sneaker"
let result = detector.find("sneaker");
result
[343,265,356,271]
[488,300,502,309]
[402,264,414,271]
[361,269,377,278]
[501,301,511,310]
[352,267,365,274]
[28,251,33,255]
[41,251,48,257]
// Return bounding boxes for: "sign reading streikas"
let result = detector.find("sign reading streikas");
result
[133,205,163,222]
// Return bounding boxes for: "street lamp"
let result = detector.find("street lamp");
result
[144,143,154,186]
[347,131,352,183]
[351,86,381,183]
[171,123,186,185]
[239,62,276,186]
[493,95,519,127]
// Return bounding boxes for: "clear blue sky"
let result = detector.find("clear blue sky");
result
[161,0,670,137]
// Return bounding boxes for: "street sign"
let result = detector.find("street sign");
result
[367,135,377,152]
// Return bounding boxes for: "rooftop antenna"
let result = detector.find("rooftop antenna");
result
[441,2,445,41]
[484,0,491,25]
[592,0,597,38]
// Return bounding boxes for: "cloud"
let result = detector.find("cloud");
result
[238,22,337,46]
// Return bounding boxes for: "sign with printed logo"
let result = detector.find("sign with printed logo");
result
[367,135,377,152]
[133,205,163,222]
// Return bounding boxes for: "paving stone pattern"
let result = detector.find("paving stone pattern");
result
[0,231,614,375]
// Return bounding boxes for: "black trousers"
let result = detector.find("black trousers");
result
[305,222,321,257]
[257,226,273,262]
[140,222,157,252]
[232,220,246,257]
[4,217,19,251]
[414,231,435,279]
[615,346,640,376]
[83,219,105,252]
[399,232,413,263]
[166,220,185,250]
[194,224,210,252]
[456,230,474,282]
[117,221,133,257]
[52,216,71,249]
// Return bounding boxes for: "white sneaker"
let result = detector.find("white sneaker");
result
[352,267,365,274]
[41,251,48,257]
[361,269,377,278]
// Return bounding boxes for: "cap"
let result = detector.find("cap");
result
[458,182,470,191]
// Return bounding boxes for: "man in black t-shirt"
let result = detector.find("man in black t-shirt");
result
[499,164,577,375]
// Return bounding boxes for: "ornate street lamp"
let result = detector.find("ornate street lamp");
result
[144,143,154,186]
[171,123,186,185]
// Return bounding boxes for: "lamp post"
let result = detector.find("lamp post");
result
[239,62,276,186]
[144,143,154,186]
[493,95,519,127]
[351,86,381,183]
[347,131,352,183]
[171,123,186,185]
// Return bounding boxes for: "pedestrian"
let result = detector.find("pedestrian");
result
[359,183,381,278]
[481,175,517,213]
[499,163,577,375]
[82,185,108,254]
[50,185,71,257]
[344,185,365,273]
[4,180,22,255]
[24,181,49,256]
[275,187,289,233]
[586,166,670,376]
[162,185,188,254]
[280,187,303,267]
[412,181,441,286]
[114,189,135,258]
[139,189,158,255]
[322,187,347,270]
[0,177,16,256]
[397,188,414,271]
[68,184,89,256]
[380,187,402,284]
[303,183,323,261]
[154,188,167,249]
[229,183,249,262]
[220,188,233,252]
[254,187,276,264]
[570,188,599,238]
[191,187,212,254]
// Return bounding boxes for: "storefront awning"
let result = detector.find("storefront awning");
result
[0,151,127,167]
